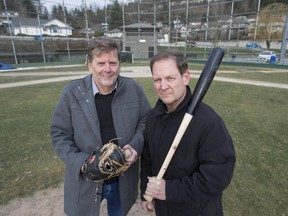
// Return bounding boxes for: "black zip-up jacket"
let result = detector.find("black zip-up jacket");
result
[140,86,236,216]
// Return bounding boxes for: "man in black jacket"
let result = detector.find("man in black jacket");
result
[140,51,236,216]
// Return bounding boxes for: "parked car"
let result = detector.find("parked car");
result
[246,42,261,49]
[0,63,16,70]
[186,41,197,47]
[257,51,276,62]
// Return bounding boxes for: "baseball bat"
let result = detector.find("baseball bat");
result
[144,47,225,202]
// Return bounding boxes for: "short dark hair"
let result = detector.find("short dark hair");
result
[150,51,188,75]
[88,37,121,62]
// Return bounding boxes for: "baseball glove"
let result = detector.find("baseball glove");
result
[82,139,130,182]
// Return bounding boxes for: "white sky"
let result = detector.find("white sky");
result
[42,0,130,11]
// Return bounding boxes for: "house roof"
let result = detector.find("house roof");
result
[109,28,121,33]
[10,17,71,28]
[120,23,161,30]
[10,17,46,27]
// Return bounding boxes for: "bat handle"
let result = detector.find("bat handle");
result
[143,194,154,202]
[143,174,163,202]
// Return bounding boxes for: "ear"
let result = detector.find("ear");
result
[183,70,190,85]
[87,61,92,73]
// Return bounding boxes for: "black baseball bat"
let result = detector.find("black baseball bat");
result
[144,47,225,202]
[188,47,225,114]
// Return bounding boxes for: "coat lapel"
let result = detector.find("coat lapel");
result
[71,75,102,145]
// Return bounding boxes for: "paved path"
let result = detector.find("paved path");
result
[0,66,288,90]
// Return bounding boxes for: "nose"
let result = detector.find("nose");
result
[160,79,168,90]
[104,63,111,72]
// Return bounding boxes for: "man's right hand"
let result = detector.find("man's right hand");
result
[141,201,155,213]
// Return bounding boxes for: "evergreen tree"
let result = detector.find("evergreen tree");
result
[22,0,37,17]
[108,0,123,30]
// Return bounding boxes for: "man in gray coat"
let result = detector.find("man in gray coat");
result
[50,37,151,216]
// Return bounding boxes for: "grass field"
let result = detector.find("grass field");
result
[0,63,287,215]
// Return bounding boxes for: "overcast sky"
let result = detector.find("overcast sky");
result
[43,0,130,11]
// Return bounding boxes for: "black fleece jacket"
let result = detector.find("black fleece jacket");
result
[140,86,236,216]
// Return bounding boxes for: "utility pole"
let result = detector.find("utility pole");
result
[168,0,171,44]
[105,0,108,33]
[280,13,288,64]
[254,0,261,41]
[205,0,210,41]
[122,1,125,51]
[228,0,234,41]
[36,0,46,63]
[153,1,156,56]
[137,0,140,56]
[63,0,71,61]
[3,0,18,64]
[83,0,89,47]
[184,0,189,56]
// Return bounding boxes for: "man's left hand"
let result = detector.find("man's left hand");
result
[123,144,138,165]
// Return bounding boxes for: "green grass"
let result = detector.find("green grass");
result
[216,71,288,84]
[0,75,82,84]
[0,70,287,215]
[202,82,288,216]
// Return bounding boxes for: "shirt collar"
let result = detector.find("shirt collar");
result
[92,77,118,96]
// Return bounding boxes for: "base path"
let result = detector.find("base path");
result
[0,66,288,89]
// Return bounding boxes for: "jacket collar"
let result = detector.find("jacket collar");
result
[154,86,192,117]
[81,74,124,95]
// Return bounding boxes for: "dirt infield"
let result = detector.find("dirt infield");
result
[0,183,155,216]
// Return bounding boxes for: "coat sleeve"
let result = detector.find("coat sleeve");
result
[165,114,236,203]
[115,79,151,155]
[50,84,89,180]
[140,128,153,201]
[128,89,151,155]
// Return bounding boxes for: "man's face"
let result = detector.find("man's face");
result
[88,50,120,94]
[152,58,190,112]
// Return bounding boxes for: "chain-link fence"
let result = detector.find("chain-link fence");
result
[1,0,287,65]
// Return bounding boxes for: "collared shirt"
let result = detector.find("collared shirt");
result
[92,77,118,96]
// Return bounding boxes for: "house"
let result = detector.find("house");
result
[118,23,161,59]
[105,28,123,39]
[5,17,72,37]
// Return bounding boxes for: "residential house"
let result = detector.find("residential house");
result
[104,28,123,39]
[6,17,72,37]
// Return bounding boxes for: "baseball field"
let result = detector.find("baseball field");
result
[0,62,287,215]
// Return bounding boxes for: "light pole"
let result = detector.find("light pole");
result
[3,0,18,64]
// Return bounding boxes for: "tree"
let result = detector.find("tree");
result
[69,8,85,29]
[108,0,123,30]
[256,3,288,49]
[52,5,65,21]
[261,0,288,8]
[22,0,37,17]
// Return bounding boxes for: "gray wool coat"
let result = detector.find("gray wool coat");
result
[50,74,151,216]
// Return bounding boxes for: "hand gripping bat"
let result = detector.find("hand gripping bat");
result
[144,47,225,202]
